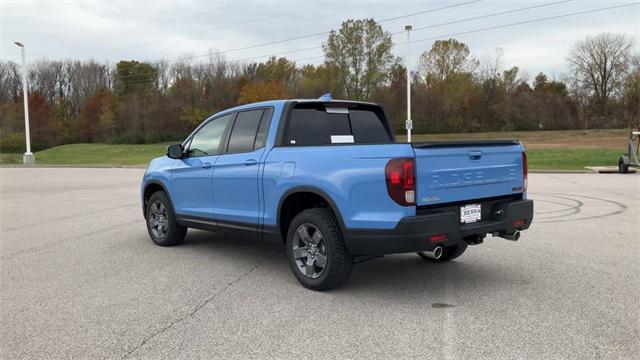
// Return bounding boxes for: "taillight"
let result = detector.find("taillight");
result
[522,152,528,192]
[385,158,415,206]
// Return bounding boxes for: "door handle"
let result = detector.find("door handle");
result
[468,151,482,160]
[244,159,258,166]
[201,162,212,169]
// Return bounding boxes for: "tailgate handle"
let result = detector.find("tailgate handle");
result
[468,151,482,160]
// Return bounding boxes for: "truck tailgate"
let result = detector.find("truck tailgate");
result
[413,141,524,206]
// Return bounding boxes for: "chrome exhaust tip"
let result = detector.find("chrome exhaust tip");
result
[421,246,443,260]
[500,230,521,241]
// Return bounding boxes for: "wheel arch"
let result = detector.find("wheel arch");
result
[142,180,174,218]
[277,186,347,243]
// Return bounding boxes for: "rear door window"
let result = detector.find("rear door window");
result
[227,109,264,154]
[254,108,273,149]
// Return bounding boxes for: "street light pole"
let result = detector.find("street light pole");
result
[404,25,412,143]
[14,41,34,165]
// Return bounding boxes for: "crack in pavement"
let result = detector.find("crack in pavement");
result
[120,248,283,359]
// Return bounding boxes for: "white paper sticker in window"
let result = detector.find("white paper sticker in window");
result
[331,135,354,144]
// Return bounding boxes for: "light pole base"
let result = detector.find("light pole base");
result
[23,153,35,165]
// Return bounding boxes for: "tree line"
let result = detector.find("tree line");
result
[1,19,638,152]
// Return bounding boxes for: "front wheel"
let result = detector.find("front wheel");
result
[418,243,468,263]
[145,191,187,246]
[286,208,353,291]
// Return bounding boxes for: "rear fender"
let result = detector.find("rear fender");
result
[277,186,348,237]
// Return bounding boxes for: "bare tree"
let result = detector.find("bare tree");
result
[623,54,640,126]
[172,55,195,82]
[0,61,22,102]
[152,59,172,95]
[479,47,504,81]
[568,33,634,114]
[64,60,108,117]
[31,60,62,103]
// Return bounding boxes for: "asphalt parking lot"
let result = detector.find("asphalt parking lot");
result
[1,168,638,359]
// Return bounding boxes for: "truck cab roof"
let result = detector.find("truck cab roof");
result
[210,99,381,119]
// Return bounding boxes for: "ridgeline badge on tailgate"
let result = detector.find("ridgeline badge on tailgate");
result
[429,167,518,189]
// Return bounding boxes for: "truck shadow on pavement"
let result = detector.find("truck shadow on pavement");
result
[175,230,530,298]
[177,229,283,259]
[346,254,530,297]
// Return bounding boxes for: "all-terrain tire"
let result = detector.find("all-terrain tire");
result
[619,157,629,174]
[286,208,353,290]
[145,191,187,246]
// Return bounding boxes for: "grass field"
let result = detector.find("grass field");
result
[525,148,621,170]
[0,129,628,170]
[0,143,172,166]
[397,129,628,149]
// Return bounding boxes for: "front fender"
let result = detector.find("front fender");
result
[141,156,175,215]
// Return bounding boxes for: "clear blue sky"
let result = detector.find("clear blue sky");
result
[2,0,638,79]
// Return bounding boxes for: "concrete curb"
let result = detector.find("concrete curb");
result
[529,169,593,174]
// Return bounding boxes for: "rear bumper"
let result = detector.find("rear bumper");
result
[343,199,533,256]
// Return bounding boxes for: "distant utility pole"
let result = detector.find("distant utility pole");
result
[14,41,34,165]
[405,25,412,143]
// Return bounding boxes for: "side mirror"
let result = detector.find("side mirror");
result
[167,144,184,159]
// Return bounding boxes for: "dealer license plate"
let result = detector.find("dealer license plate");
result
[460,204,481,224]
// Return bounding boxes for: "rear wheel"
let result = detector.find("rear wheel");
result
[286,208,353,290]
[418,243,468,263]
[145,191,187,246]
[618,157,629,173]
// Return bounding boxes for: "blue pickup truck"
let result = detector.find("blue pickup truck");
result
[141,98,533,290]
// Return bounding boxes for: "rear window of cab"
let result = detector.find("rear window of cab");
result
[284,103,392,146]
